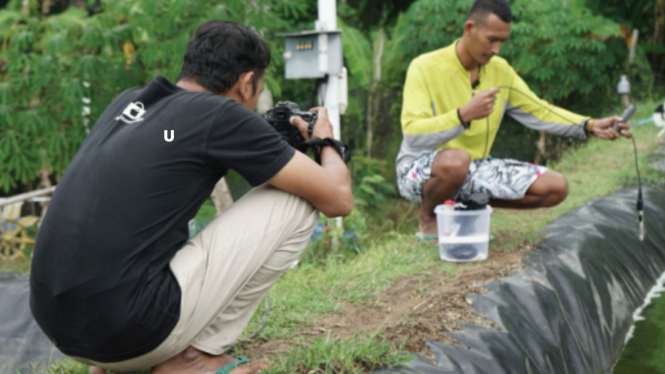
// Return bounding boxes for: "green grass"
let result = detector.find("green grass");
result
[194,198,218,223]
[25,360,88,374]
[26,99,665,373]
[259,334,412,374]
[244,234,460,339]
[27,335,409,374]
[25,360,150,374]
[0,254,31,273]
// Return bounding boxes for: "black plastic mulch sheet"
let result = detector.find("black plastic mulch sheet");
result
[0,272,65,373]
[376,187,665,374]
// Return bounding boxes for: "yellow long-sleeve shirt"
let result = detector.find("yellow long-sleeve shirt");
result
[396,41,589,168]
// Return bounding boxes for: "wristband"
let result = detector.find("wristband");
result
[457,109,471,129]
[583,119,595,137]
[297,137,352,164]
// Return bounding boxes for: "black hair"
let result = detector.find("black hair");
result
[177,20,271,95]
[467,0,513,24]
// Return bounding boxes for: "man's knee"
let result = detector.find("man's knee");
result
[260,185,317,235]
[431,149,471,186]
[544,173,568,207]
[243,184,312,212]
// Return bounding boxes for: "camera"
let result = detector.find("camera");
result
[264,101,317,147]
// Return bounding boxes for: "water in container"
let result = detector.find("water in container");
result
[434,204,492,262]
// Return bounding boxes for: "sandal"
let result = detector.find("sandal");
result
[415,232,439,246]
[215,356,250,374]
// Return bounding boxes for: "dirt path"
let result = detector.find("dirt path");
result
[244,236,531,360]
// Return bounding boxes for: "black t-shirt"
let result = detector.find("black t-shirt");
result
[29,76,295,362]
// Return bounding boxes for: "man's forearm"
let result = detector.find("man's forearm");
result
[402,108,465,136]
[320,146,351,189]
[319,146,353,215]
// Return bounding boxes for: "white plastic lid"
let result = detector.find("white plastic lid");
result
[435,204,493,215]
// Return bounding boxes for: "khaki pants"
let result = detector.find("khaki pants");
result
[74,185,318,371]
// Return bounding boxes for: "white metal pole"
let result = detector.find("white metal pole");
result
[317,0,341,140]
[317,0,344,231]
[317,0,337,30]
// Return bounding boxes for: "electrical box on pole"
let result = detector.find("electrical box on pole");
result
[281,30,343,79]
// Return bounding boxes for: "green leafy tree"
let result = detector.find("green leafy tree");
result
[583,0,665,97]
[585,0,664,54]
[343,0,416,31]
[0,0,308,193]
[337,3,406,160]
[337,12,372,153]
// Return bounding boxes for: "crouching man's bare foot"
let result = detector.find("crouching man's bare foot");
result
[89,367,107,374]
[150,346,270,374]
[90,366,126,374]
[418,209,439,244]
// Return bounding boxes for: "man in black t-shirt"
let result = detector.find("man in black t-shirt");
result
[30,21,352,374]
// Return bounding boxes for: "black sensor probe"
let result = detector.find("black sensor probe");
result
[615,104,644,241]
[614,103,637,133]
[472,87,644,241]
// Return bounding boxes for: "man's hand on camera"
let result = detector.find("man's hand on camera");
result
[289,107,334,140]
[270,107,353,218]
[459,88,500,123]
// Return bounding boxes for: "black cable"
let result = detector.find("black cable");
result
[496,86,580,125]
[498,86,642,204]
[465,86,544,188]
[461,84,490,190]
[466,86,643,240]
[463,117,489,191]
[482,117,490,160]
[632,135,645,241]
[632,136,642,193]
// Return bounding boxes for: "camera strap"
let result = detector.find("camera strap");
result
[297,137,352,164]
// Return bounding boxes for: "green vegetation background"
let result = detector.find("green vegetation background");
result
[1,0,664,195]
[2,0,665,373]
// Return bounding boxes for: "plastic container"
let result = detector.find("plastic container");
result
[434,204,493,262]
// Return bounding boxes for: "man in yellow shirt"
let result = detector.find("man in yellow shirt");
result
[397,0,631,241]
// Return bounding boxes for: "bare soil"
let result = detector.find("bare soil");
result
[243,235,531,360]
